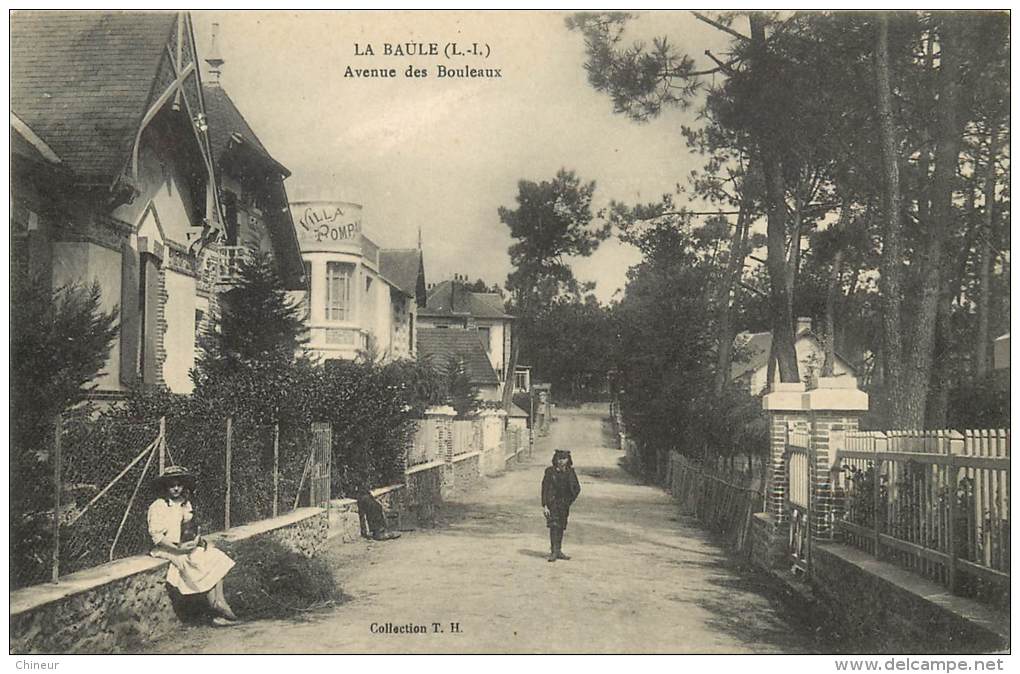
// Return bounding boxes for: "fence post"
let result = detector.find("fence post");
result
[225,416,232,530]
[874,434,886,561]
[52,414,62,584]
[158,416,166,475]
[273,421,280,518]
[947,432,964,594]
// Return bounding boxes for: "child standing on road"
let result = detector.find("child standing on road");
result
[541,449,581,562]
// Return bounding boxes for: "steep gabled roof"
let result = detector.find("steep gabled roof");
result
[202,84,286,175]
[379,249,422,298]
[10,11,177,181]
[421,280,512,320]
[417,328,499,385]
[730,327,856,380]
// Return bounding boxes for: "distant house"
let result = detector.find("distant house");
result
[732,317,856,394]
[11,11,231,395]
[289,200,418,362]
[417,328,501,401]
[418,278,514,389]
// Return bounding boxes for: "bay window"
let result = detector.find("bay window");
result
[325,261,353,321]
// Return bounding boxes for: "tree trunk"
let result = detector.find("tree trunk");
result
[901,13,965,429]
[823,248,843,377]
[751,12,799,384]
[713,160,756,396]
[875,12,907,423]
[974,125,997,379]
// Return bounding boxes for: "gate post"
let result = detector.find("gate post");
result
[804,377,869,546]
[425,406,457,499]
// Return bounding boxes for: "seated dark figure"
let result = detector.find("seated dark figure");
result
[355,489,400,541]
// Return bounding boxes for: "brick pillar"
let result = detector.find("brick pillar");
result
[804,378,869,543]
[763,383,809,521]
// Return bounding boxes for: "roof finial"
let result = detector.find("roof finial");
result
[205,22,225,85]
[417,224,423,251]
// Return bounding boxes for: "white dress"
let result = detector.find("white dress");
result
[147,498,235,595]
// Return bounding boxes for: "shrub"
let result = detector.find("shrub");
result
[218,537,343,619]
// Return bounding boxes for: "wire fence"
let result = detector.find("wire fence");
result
[11,411,323,590]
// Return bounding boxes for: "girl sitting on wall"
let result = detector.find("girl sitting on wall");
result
[148,465,238,626]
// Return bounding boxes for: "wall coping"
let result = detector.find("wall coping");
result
[424,405,457,417]
[814,543,1010,647]
[452,451,482,463]
[763,381,869,412]
[10,507,325,617]
[406,460,445,475]
[207,507,324,545]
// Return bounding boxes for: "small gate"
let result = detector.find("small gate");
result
[308,422,332,509]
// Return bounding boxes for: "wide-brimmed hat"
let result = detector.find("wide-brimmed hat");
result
[153,465,196,489]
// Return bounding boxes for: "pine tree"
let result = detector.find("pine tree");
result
[445,356,481,418]
[196,251,308,377]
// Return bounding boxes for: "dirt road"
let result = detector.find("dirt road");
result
[152,405,817,654]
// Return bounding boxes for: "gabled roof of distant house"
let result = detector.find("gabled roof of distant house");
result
[202,84,288,176]
[730,325,856,380]
[417,328,499,385]
[10,11,178,182]
[420,280,512,320]
[508,403,530,418]
[379,249,423,298]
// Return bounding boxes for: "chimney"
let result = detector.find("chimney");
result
[796,316,812,335]
[205,22,225,85]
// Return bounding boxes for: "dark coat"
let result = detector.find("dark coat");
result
[541,466,580,529]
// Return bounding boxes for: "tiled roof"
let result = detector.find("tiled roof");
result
[202,85,284,174]
[417,328,499,385]
[379,249,422,298]
[10,11,177,181]
[421,280,511,319]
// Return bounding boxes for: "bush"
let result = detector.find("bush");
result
[218,537,342,619]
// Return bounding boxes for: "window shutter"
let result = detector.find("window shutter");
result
[141,255,160,384]
[119,241,139,386]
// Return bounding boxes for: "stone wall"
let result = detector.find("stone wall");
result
[810,544,1009,653]
[402,462,443,528]
[450,452,482,496]
[10,507,327,654]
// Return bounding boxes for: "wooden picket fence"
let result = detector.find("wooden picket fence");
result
[669,452,765,557]
[834,429,1009,598]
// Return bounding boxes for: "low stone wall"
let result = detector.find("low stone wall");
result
[481,445,504,476]
[810,543,1009,653]
[403,461,443,527]
[10,507,327,654]
[749,512,789,571]
[450,451,482,496]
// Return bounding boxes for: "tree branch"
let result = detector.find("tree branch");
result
[691,11,751,42]
[739,280,769,298]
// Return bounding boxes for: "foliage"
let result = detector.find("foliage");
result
[195,250,309,380]
[500,169,608,309]
[11,272,119,457]
[10,272,119,588]
[219,536,343,619]
[520,296,614,401]
[442,356,481,419]
[569,11,1010,427]
[612,221,766,473]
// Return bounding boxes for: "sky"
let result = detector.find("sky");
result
[194,11,732,302]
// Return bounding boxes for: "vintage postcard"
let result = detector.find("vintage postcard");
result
[8,9,1011,663]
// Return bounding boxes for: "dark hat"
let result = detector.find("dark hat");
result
[154,465,196,489]
[551,449,573,466]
